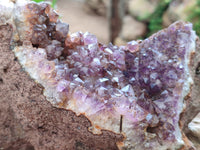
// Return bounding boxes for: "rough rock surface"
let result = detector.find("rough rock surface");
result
[0,24,123,150]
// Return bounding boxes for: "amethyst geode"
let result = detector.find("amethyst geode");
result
[1,0,197,149]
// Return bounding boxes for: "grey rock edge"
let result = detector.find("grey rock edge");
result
[188,113,200,141]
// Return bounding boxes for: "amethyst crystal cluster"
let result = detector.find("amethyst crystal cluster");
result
[1,0,196,149]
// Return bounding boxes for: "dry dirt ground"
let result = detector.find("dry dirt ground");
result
[56,0,109,44]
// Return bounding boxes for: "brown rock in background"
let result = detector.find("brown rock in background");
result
[0,24,123,150]
[128,0,160,21]
[120,15,146,41]
[188,113,200,149]
[83,0,108,16]
[162,0,196,27]
[188,113,200,140]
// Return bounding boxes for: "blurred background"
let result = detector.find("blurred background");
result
[33,0,200,45]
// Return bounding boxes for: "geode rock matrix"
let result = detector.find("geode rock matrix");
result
[0,0,200,150]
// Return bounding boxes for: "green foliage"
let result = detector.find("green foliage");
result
[32,0,57,9]
[147,0,200,37]
[32,0,44,3]
[147,0,172,36]
[51,0,57,9]
[137,13,151,22]
[188,0,200,36]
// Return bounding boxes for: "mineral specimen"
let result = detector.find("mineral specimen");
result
[0,0,197,149]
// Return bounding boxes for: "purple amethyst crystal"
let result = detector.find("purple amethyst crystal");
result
[55,22,69,41]
[7,1,197,149]
[46,40,63,59]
